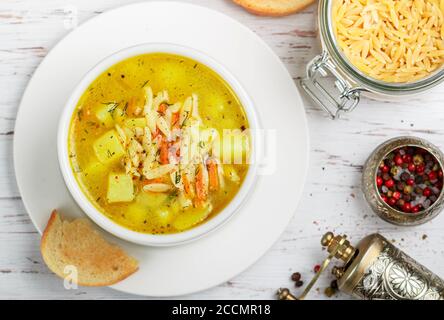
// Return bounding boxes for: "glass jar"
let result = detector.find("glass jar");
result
[301,0,444,119]
[362,136,444,226]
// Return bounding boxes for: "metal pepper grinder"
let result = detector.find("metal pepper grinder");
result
[278,232,444,300]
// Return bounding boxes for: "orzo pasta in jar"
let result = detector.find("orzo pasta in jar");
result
[333,0,444,83]
[300,0,444,118]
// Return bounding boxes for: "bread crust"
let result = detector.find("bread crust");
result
[40,210,58,252]
[233,0,315,16]
[40,210,138,287]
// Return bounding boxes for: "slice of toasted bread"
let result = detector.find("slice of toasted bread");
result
[233,0,315,16]
[41,210,138,287]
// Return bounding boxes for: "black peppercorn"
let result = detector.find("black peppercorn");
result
[295,280,304,288]
[291,272,301,282]
[401,172,410,181]
[415,175,424,184]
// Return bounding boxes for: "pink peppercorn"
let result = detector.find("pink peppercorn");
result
[385,179,394,188]
[402,202,412,212]
[392,191,401,200]
[429,171,437,181]
[376,176,383,187]
[403,154,412,163]
[394,155,403,165]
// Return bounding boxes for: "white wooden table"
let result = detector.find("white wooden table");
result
[1,0,444,300]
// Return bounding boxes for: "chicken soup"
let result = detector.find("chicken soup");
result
[68,53,250,234]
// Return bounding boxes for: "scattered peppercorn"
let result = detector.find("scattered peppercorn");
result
[376,146,443,214]
[313,264,321,273]
[291,272,301,282]
[295,280,304,288]
[324,286,335,298]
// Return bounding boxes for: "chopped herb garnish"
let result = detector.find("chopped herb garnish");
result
[175,172,181,184]
[181,111,189,126]
[141,80,150,88]
[166,190,179,202]
[104,102,119,116]
[122,102,128,116]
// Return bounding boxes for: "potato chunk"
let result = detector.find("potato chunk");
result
[172,203,212,231]
[95,103,117,128]
[93,130,125,164]
[107,173,135,203]
[125,203,148,225]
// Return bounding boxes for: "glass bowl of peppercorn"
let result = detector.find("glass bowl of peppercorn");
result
[362,136,444,226]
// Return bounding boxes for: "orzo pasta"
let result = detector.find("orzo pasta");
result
[333,0,444,83]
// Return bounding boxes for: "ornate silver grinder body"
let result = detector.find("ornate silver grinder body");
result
[278,232,444,300]
[326,233,444,300]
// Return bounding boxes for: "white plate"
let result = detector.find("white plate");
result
[14,1,309,297]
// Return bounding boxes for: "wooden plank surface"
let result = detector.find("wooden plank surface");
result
[1,0,444,299]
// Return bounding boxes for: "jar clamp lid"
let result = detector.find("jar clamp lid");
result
[301,0,444,119]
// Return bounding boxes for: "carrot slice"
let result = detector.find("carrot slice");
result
[182,173,193,198]
[152,127,161,139]
[158,103,168,114]
[206,159,219,192]
[159,139,169,165]
[127,96,140,116]
[195,164,207,205]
